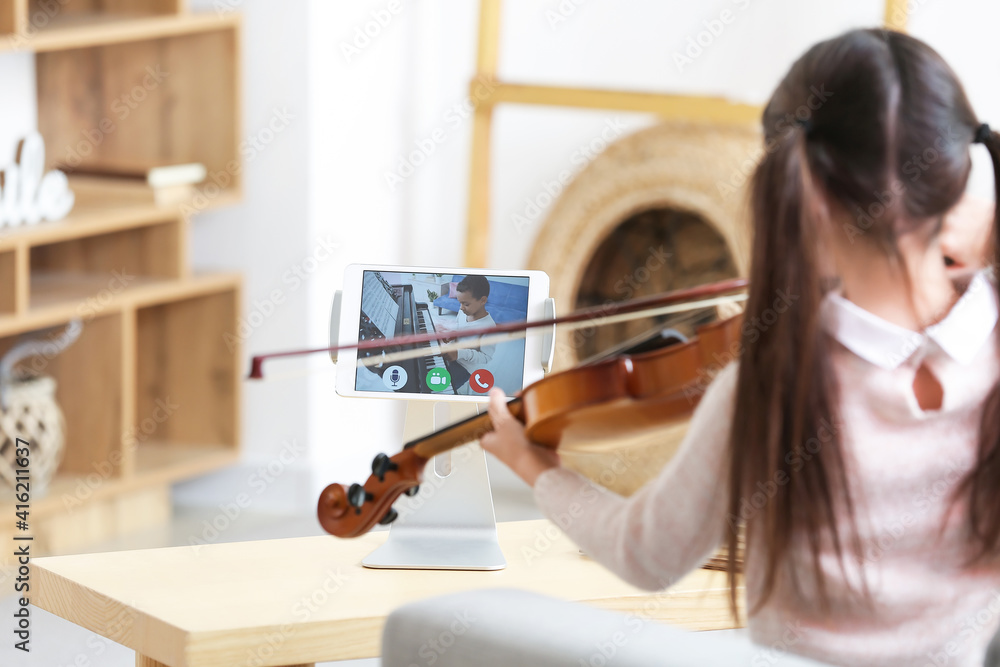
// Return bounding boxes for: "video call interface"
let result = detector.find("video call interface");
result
[354,270,530,396]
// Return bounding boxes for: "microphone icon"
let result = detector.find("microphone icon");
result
[390,368,400,387]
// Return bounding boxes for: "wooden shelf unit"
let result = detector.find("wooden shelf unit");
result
[0,2,243,558]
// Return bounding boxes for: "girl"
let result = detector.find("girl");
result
[481,28,1000,667]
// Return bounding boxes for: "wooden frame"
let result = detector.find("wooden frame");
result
[463,0,909,266]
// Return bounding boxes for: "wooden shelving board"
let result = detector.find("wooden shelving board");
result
[0,12,238,53]
[0,194,238,250]
[0,444,237,521]
[0,272,240,337]
[0,205,172,248]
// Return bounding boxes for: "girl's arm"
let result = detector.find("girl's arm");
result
[481,364,737,591]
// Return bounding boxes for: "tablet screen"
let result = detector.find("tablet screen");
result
[354,270,530,396]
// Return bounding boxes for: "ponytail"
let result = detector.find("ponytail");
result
[960,124,1000,560]
[726,123,863,618]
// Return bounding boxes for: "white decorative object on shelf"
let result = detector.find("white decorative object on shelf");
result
[0,131,75,228]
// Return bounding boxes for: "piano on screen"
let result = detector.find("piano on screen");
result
[358,276,456,395]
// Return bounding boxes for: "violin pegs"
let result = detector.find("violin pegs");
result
[378,507,399,525]
[347,483,374,511]
[404,484,420,497]
[371,452,399,481]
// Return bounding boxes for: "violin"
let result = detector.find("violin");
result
[306,280,746,538]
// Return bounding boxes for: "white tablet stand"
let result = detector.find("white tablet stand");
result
[329,290,555,571]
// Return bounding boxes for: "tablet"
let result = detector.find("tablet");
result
[335,264,550,402]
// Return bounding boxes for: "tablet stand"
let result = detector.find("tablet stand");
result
[330,290,556,571]
[362,400,506,570]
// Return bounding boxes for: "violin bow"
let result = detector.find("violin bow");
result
[248,277,748,380]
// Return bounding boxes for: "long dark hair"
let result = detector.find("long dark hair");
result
[726,28,1000,617]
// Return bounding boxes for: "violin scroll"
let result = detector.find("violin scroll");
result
[316,447,428,537]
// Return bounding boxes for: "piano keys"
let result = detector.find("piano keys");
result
[359,278,455,395]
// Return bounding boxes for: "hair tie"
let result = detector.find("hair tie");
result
[974,123,992,144]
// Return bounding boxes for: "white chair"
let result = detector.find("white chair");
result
[381,588,837,667]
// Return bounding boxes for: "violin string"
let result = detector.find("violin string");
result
[354,293,747,371]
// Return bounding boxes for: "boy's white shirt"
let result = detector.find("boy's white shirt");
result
[454,310,497,370]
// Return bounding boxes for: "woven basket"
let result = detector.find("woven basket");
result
[0,375,65,496]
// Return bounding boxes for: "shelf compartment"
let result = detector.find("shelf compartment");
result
[0,312,125,479]
[29,271,163,312]
[0,248,19,314]
[136,285,240,452]
[30,216,185,295]
[36,19,241,193]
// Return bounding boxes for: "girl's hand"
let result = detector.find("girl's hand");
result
[481,388,560,486]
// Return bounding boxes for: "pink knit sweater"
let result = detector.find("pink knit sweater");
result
[533,272,1000,667]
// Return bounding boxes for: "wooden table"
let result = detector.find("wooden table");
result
[31,519,741,666]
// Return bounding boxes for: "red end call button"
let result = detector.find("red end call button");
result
[469,369,495,393]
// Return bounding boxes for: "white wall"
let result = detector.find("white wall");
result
[173,0,316,514]
[909,0,1000,200]
[306,0,414,495]
[0,53,35,169]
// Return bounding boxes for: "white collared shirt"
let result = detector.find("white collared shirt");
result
[820,270,998,370]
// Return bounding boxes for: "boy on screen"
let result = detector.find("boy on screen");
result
[442,275,496,395]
